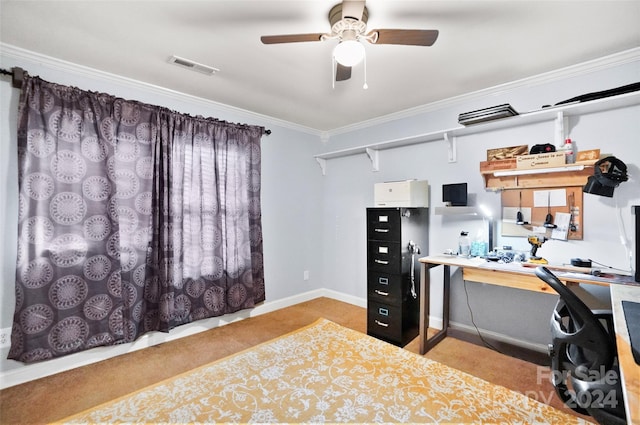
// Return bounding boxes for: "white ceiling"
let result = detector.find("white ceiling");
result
[1,1,639,132]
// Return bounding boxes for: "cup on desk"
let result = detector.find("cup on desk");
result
[471,240,488,257]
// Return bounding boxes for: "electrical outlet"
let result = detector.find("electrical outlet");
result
[0,327,11,348]
[303,270,309,281]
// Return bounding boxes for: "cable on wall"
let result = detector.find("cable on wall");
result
[463,279,504,354]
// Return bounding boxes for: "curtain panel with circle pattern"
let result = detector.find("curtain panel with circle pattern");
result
[9,75,265,362]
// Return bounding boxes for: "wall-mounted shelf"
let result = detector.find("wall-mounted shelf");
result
[313,90,640,175]
[481,162,596,191]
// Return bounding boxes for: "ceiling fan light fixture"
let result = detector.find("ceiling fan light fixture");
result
[333,40,365,66]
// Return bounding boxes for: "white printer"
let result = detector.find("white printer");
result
[374,180,429,208]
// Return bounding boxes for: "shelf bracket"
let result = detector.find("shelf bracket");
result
[315,157,327,175]
[444,132,457,163]
[555,111,568,146]
[365,148,380,172]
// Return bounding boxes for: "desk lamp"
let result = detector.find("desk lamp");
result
[479,204,495,253]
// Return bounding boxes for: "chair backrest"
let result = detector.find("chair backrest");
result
[536,266,615,371]
[537,266,627,424]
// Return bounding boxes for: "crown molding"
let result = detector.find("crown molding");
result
[0,43,323,138]
[327,47,640,138]
[2,43,637,140]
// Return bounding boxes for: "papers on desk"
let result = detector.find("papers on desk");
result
[476,261,529,272]
[559,272,637,285]
[476,262,638,285]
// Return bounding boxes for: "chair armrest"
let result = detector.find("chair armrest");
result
[592,309,613,318]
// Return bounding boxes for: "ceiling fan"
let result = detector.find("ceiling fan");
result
[260,0,439,84]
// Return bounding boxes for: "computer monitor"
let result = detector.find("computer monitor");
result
[442,183,467,207]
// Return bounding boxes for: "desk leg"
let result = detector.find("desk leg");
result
[419,264,451,355]
[419,262,430,355]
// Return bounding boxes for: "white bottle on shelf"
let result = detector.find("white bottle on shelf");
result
[563,138,576,164]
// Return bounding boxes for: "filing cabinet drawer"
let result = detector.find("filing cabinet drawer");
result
[367,208,401,241]
[367,301,402,341]
[367,240,400,273]
[367,272,403,305]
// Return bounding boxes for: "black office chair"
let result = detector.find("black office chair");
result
[535,266,627,425]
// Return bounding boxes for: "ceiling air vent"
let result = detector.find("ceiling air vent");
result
[168,55,219,76]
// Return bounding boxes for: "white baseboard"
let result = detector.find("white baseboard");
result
[0,288,462,389]
[449,321,548,353]
[321,288,367,308]
[0,289,364,389]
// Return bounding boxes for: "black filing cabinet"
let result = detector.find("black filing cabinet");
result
[366,207,429,346]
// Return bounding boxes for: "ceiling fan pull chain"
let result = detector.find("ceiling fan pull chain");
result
[363,54,368,89]
[332,56,336,89]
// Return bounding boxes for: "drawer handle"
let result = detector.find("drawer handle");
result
[378,277,389,285]
[378,307,389,316]
[374,228,389,233]
[375,320,389,327]
[375,290,389,296]
[374,260,389,265]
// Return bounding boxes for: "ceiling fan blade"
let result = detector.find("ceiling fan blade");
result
[336,63,352,81]
[260,33,325,44]
[369,29,439,46]
[341,0,366,20]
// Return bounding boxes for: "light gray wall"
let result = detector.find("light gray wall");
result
[318,56,640,346]
[0,65,20,334]
[1,46,638,383]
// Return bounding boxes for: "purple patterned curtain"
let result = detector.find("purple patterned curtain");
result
[9,76,265,362]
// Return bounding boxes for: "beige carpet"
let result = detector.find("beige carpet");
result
[58,318,591,424]
[0,297,588,423]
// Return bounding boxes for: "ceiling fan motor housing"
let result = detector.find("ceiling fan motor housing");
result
[329,3,368,26]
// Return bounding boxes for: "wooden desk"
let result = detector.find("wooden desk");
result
[418,255,550,355]
[418,255,640,422]
[610,285,640,424]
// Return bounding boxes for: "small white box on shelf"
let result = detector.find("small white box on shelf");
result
[374,180,429,208]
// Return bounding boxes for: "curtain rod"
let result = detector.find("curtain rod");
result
[0,67,272,135]
[0,66,25,89]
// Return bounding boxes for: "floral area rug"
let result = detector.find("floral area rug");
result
[58,318,591,424]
